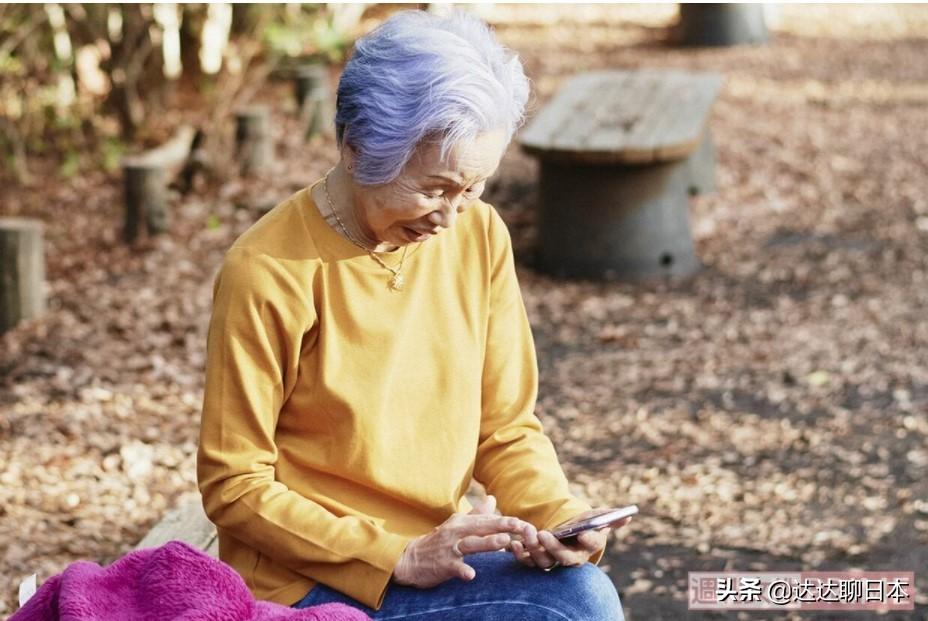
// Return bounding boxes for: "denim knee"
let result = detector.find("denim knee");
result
[557,564,624,621]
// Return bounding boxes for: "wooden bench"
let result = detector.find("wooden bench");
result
[135,495,217,556]
[519,70,722,281]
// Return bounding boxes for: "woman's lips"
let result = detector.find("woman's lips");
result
[403,226,436,242]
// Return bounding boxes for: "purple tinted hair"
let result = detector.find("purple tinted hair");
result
[335,9,530,185]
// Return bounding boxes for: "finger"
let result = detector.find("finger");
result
[525,535,558,569]
[452,514,528,537]
[510,540,535,567]
[506,526,538,548]
[518,520,539,547]
[575,528,609,553]
[538,530,586,567]
[453,560,476,582]
[457,533,512,555]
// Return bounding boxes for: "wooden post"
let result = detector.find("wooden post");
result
[0,218,46,333]
[235,106,273,175]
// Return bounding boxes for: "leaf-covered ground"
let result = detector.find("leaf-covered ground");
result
[2,5,927,619]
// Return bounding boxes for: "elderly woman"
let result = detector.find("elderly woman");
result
[198,9,629,620]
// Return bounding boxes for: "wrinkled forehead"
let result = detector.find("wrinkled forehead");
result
[406,130,507,184]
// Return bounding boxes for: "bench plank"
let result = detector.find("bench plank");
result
[653,78,720,160]
[520,70,722,164]
[135,497,217,556]
[586,71,672,163]
[521,73,603,151]
[548,73,632,153]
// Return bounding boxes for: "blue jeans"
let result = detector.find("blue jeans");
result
[292,551,625,620]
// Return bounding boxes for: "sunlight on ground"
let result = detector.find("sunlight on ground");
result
[475,3,928,40]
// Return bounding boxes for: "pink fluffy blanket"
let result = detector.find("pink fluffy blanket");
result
[10,540,369,621]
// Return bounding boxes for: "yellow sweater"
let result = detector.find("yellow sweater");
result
[197,180,596,610]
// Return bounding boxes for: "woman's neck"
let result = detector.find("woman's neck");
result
[325,165,398,253]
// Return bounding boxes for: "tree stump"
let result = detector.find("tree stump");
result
[294,64,329,110]
[678,3,768,47]
[235,106,274,175]
[121,125,196,243]
[0,218,46,333]
[294,64,333,140]
[123,163,168,243]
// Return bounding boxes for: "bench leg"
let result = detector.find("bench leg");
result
[685,129,716,196]
[535,159,702,281]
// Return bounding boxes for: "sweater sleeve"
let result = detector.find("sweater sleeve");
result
[473,208,605,564]
[197,246,412,609]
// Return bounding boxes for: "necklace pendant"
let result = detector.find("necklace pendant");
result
[389,273,405,291]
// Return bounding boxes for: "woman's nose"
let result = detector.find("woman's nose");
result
[427,198,460,228]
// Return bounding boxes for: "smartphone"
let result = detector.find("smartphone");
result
[551,505,638,544]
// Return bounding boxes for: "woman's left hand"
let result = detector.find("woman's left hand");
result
[509,509,632,570]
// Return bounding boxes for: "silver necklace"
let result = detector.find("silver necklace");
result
[323,170,409,291]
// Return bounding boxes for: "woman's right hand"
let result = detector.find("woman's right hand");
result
[392,510,536,588]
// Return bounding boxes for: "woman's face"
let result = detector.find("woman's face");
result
[351,129,507,246]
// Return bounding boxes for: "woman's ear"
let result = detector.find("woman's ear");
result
[342,142,358,173]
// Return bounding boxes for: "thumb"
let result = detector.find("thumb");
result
[456,561,476,581]
[469,494,496,515]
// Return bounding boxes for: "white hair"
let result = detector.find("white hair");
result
[334,9,530,185]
